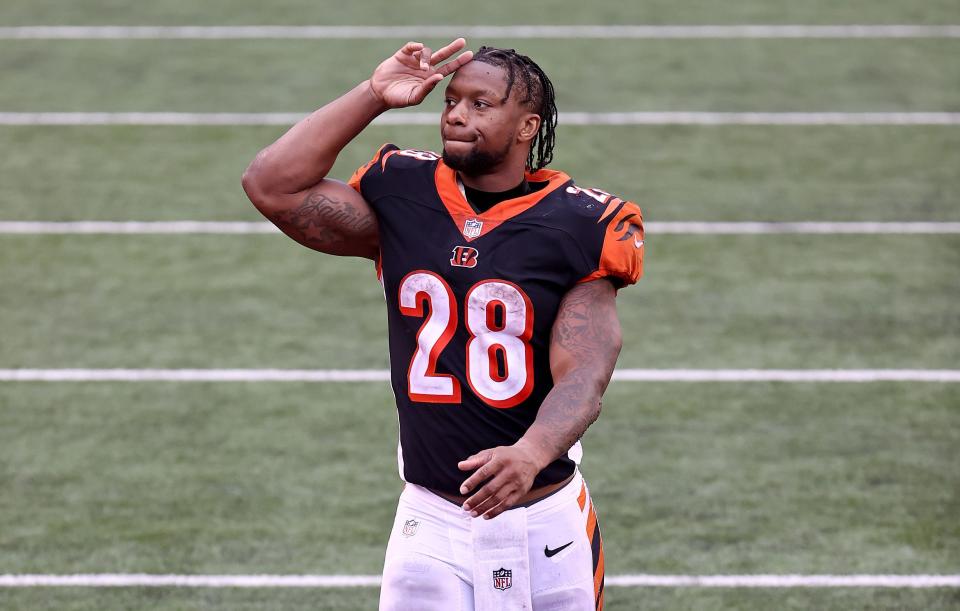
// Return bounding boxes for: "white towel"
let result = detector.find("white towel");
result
[471,508,532,611]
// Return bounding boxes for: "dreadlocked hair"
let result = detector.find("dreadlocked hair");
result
[473,46,558,171]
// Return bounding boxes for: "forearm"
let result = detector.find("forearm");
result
[519,278,622,470]
[243,80,387,195]
[518,371,607,469]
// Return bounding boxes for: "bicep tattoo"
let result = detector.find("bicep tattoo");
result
[271,189,377,255]
[552,279,621,362]
[534,280,622,453]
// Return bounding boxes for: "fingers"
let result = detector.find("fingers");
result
[436,50,474,77]
[399,41,423,55]
[480,495,515,520]
[398,40,432,71]
[395,38,472,78]
[420,72,444,90]
[459,449,511,519]
[463,476,519,520]
[409,73,444,105]
[411,47,432,71]
[397,41,429,71]
[393,42,423,70]
[418,47,432,70]
[458,449,494,489]
[429,38,467,65]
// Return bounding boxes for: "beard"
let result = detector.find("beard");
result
[442,139,512,176]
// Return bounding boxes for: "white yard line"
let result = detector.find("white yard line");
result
[2,112,959,126]
[612,370,960,382]
[0,369,393,382]
[647,222,960,234]
[608,575,960,588]
[0,574,382,588]
[0,221,280,234]
[2,221,960,235]
[1,25,959,39]
[558,112,960,126]
[2,369,958,383]
[0,573,957,588]
[0,112,309,126]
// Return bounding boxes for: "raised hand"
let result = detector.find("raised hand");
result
[369,38,474,109]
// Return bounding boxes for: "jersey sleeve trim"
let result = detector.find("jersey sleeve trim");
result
[347,142,394,194]
[577,201,645,289]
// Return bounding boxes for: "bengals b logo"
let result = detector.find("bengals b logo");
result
[450,246,479,268]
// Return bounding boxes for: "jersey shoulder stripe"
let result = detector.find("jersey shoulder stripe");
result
[574,193,645,288]
[347,142,397,193]
[349,144,443,200]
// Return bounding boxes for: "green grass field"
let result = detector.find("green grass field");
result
[1,0,958,25]
[3,39,958,112]
[2,234,958,369]
[1,0,959,609]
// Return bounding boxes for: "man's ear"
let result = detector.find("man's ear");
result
[517,113,541,143]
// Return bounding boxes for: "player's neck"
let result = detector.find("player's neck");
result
[462,178,532,213]
[457,166,527,192]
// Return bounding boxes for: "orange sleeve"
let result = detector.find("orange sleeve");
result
[578,201,645,288]
[347,142,393,194]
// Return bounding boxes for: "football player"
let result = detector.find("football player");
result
[242,38,643,611]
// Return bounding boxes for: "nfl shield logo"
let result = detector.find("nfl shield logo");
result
[463,218,483,238]
[492,567,512,591]
[401,519,419,537]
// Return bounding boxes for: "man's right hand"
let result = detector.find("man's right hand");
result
[369,38,474,108]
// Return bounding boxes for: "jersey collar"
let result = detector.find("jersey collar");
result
[435,161,570,242]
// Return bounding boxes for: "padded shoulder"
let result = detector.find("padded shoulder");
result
[557,184,644,288]
[348,144,442,194]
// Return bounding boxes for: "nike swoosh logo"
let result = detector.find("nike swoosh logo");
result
[544,541,574,557]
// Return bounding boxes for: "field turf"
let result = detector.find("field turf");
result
[1,1,958,609]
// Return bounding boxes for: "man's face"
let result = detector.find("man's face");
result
[440,61,531,177]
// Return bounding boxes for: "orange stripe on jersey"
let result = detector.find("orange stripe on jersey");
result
[597,198,623,223]
[577,482,587,511]
[380,149,399,172]
[578,201,644,287]
[347,142,392,194]
[434,161,571,242]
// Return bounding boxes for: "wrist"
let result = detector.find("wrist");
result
[360,79,390,113]
[514,436,554,471]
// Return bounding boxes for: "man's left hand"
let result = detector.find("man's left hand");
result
[457,440,546,519]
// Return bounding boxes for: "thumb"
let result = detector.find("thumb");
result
[458,449,493,471]
[409,73,444,104]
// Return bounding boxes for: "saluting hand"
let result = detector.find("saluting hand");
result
[458,439,547,520]
[369,38,474,109]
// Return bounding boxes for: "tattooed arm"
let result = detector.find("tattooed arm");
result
[241,39,472,259]
[245,177,381,259]
[458,279,622,518]
[525,278,622,462]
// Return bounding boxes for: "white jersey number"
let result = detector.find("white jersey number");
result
[398,271,461,403]
[398,273,534,408]
[464,280,534,407]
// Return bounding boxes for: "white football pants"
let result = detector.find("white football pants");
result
[379,469,604,610]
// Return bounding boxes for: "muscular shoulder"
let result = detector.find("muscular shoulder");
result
[348,143,441,200]
[540,177,645,288]
[546,181,634,222]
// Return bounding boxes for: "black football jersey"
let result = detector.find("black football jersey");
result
[349,143,644,495]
